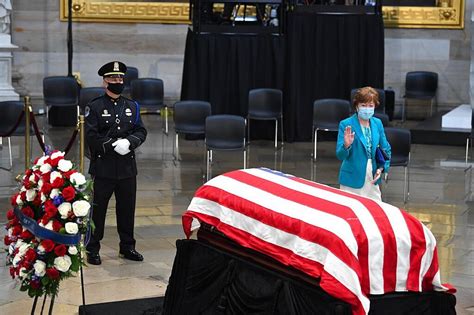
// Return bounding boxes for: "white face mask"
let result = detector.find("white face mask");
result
[358,107,374,120]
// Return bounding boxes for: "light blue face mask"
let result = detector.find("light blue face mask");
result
[358,107,374,120]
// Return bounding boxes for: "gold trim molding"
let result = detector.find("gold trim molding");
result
[60,1,190,24]
[60,0,464,29]
[383,0,464,29]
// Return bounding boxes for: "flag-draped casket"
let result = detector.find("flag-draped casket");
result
[182,168,454,315]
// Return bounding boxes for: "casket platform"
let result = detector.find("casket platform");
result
[164,168,456,315]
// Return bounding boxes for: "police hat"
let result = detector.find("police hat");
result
[98,61,127,77]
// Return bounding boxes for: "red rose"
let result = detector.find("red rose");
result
[40,239,55,252]
[10,217,19,226]
[44,200,58,217]
[32,195,42,207]
[20,230,34,240]
[51,177,64,189]
[23,180,31,190]
[63,170,77,179]
[6,209,15,220]
[25,169,33,177]
[54,244,67,256]
[41,214,52,225]
[41,182,53,195]
[21,206,34,218]
[24,248,37,262]
[62,186,76,202]
[46,268,60,279]
[9,267,15,278]
[4,235,11,245]
[52,220,63,232]
[10,193,19,206]
[12,225,22,236]
[42,172,51,184]
[20,191,26,201]
[33,157,40,165]
[30,280,41,289]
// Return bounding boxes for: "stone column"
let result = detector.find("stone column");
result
[0,0,18,101]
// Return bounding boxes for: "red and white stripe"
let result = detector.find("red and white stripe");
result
[182,168,454,315]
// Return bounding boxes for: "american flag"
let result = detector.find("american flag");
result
[182,168,454,315]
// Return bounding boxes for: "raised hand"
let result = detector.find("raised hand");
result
[344,125,354,149]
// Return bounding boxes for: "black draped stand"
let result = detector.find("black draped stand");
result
[163,239,456,314]
[181,11,384,141]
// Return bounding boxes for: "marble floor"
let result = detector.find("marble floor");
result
[0,115,473,314]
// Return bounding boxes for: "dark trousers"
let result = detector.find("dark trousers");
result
[86,176,137,253]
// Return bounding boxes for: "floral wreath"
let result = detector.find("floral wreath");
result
[4,151,92,298]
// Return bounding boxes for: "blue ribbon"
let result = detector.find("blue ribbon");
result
[14,207,81,245]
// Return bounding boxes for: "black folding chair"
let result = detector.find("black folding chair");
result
[205,115,246,181]
[123,66,139,98]
[79,87,105,115]
[312,99,350,161]
[385,127,411,203]
[402,71,438,121]
[173,100,212,160]
[43,76,79,126]
[131,78,168,134]
[247,88,284,149]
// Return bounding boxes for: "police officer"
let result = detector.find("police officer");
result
[85,61,147,265]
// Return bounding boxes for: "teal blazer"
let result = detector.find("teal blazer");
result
[336,114,391,189]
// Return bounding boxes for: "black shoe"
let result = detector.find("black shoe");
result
[87,252,102,265]
[119,249,144,261]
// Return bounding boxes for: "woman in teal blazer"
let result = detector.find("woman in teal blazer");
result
[336,87,391,201]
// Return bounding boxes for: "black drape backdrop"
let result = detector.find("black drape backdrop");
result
[181,11,384,141]
[181,31,286,116]
[286,12,385,141]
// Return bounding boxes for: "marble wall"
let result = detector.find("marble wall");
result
[10,0,472,114]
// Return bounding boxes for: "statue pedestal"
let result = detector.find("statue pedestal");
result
[0,34,19,102]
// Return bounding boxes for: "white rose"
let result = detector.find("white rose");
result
[33,261,46,277]
[37,244,46,254]
[68,246,78,255]
[65,222,78,234]
[36,156,48,166]
[69,173,86,187]
[41,220,54,231]
[72,200,90,217]
[12,254,22,267]
[26,189,36,201]
[58,159,73,172]
[19,267,28,280]
[40,192,47,203]
[16,195,23,206]
[18,243,30,256]
[51,151,65,160]
[50,189,60,199]
[29,174,36,183]
[38,179,44,189]
[54,255,72,272]
[58,202,72,219]
[50,171,62,183]
[40,163,52,174]
[20,186,26,192]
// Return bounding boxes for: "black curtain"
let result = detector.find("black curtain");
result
[181,12,384,141]
[181,30,286,117]
[286,12,384,141]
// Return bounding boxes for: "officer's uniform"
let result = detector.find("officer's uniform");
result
[85,62,147,257]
